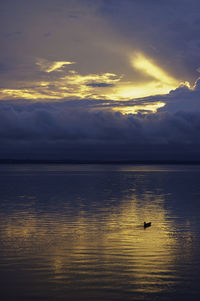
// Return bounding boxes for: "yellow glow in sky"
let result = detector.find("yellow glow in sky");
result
[111,82,175,100]
[0,88,61,99]
[108,52,183,101]
[0,54,187,114]
[132,53,179,86]
[113,102,166,115]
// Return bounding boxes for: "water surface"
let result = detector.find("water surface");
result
[0,164,200,300]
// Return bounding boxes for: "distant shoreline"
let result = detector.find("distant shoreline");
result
[1,159,200,165]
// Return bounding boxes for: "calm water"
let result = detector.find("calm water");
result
[1,164,200,301]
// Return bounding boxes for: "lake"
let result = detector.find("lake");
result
[0,164,200,301]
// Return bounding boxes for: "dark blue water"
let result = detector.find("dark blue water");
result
[0,164,200,301]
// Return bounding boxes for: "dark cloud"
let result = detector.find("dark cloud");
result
[3,31,23,38]
[1,91,200,161]
[157,81,200,114]
[43,32,52,38]
[128,80,200,115]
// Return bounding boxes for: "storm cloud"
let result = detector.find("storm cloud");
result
[1,87,200,161]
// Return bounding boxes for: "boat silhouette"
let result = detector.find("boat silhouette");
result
[144,222,151,228]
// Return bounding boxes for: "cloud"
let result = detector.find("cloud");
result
[158,79,200,114]
[0,61,123,101]
[86,82,114,87]
[3,31,23,39]
[68,15,79,19]
[43,32,52,38]
[1,89,200,161]
[36,59,75,73]
[0,53,184,104]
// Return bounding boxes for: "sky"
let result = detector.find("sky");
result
[1,0,200,161]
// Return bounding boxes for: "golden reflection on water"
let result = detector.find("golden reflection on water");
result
[0,192,192,296]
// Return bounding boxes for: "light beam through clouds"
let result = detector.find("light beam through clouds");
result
[0,53,189,114]
[132,53,178,85]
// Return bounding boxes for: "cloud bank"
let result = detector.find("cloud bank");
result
[1,82,200,161]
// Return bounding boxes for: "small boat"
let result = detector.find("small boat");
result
[144,222,151,228]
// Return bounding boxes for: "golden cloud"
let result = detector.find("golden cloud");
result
[36,58,75,73]
[0,54,188,114]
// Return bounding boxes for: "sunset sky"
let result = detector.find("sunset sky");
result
[1,0,200,161]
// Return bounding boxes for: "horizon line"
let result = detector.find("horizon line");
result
[1,159,200,165]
